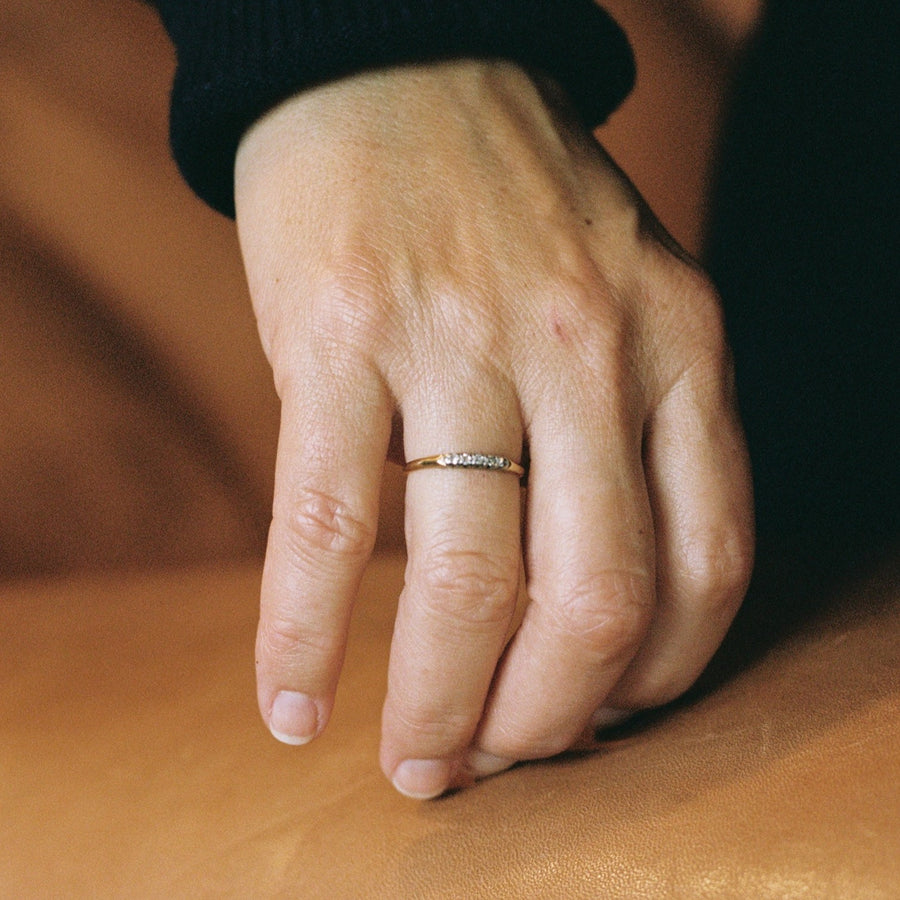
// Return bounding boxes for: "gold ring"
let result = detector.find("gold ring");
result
[404,452,526,478]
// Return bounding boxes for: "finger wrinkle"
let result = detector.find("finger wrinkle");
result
[409,548,520,630]
[533,568,654,656]
[257,613,339,666]
[275,487,376,560]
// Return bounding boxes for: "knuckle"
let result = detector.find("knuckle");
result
[277,487,375,563]
[681,526,755,612]
[549,274,629,356]
[257,612,335,666]
[417,547,519,630]
[547,569,654,663]
[426,288,506,365]
[309,266,394,355]
[532,273,640,409]
[668,277,732,382]
[264,281,390,380]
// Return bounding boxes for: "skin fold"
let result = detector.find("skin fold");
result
[234,60,754,800]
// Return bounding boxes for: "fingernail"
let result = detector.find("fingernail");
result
[269,691,318,745]
[465,751,516,780]
[392,759,453,800]
[591,707,633,732]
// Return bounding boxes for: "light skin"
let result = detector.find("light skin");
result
[234,60,754,800]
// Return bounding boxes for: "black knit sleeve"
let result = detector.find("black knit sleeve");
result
[152,1,635,217]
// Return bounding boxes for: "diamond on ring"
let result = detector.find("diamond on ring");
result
[438,453,508,470]
[404,452,526,478]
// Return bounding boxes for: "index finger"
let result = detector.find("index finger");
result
[256,353,392,745]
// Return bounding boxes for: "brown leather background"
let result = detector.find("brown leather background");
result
[1,552,897,896]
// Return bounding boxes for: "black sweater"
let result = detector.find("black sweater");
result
[152,1,634,217]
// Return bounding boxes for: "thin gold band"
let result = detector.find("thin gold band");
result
[404,452,526,478]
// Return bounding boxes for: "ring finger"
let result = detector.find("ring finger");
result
[380,374,525,799]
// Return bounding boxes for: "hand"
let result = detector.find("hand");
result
[234,60,754,799]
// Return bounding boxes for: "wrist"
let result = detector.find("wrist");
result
[156,0,634,217]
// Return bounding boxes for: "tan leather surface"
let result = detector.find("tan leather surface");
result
[2,551,898,897]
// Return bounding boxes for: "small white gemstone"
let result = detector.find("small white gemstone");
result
[436,452,514,470]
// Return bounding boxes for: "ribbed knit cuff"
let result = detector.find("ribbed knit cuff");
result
[155,0,635,217]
